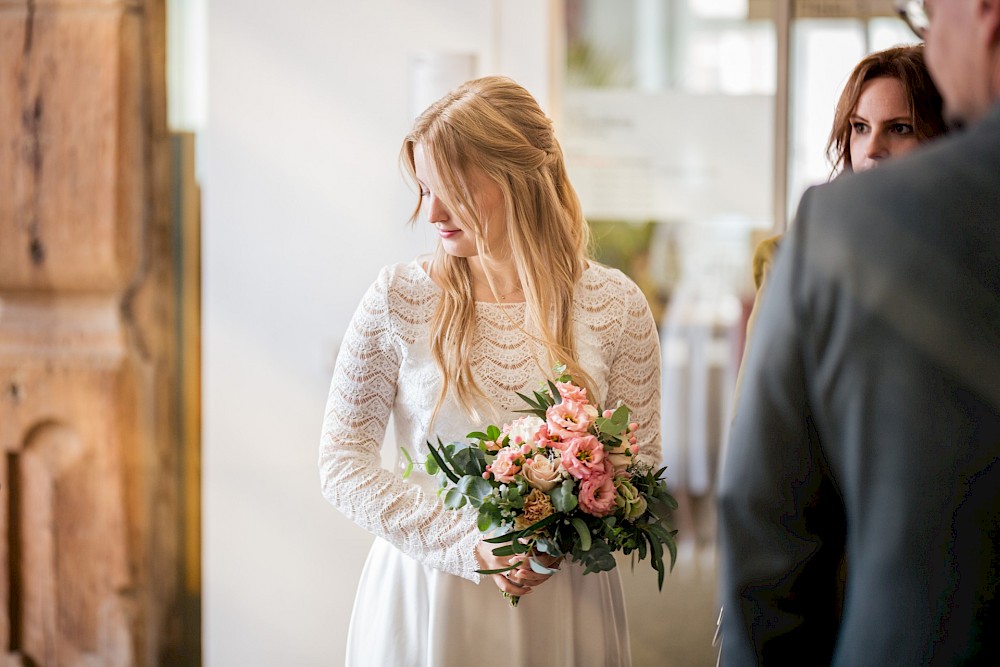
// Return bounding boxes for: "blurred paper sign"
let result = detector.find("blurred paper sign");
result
[561,89,773,222]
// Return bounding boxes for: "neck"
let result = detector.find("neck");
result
[468,255,523,302]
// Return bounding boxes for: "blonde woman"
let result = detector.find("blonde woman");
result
[319,76,661,667]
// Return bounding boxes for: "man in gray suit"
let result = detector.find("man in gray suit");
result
[717,0,1000,663]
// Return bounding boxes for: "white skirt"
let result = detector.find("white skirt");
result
[345,538,633,667]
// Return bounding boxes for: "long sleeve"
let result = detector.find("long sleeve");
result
[318,267,483,582]
[605,276,662,470]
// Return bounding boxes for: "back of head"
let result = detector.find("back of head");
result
[827,44,947,174]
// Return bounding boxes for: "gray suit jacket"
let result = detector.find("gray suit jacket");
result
[718,103,1000,665]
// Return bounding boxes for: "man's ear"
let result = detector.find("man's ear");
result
[979,0,1000,44]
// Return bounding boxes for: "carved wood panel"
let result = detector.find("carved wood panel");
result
[1,0,192,664]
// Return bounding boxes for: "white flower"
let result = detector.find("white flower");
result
[505,415,545,446]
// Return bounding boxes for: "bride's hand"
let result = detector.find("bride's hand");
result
[475,541,561,595]
[508,550,562,589]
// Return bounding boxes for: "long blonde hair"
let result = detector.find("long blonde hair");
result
[400,76,595,419]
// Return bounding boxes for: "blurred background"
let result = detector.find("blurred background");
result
[0,0,919,665]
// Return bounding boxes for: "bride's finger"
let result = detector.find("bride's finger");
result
[493,572,530,596]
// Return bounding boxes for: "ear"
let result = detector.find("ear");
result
[979,0,1000,45]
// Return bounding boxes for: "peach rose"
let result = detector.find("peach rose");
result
[487,445,524,484]
[606,437,636,471]
[521,453,563,492]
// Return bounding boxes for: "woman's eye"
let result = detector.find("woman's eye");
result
[852,122,869,134]
[892,123,914,135]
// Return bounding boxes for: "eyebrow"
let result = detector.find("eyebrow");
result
[849,114,913,124]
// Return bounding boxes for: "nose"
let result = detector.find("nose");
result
[425,193,450,224]
[866,130,889,162]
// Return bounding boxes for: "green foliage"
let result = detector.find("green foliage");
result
[550,480,579,513]
[405,364,680,594]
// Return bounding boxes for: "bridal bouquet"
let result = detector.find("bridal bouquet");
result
[403,365,678,606]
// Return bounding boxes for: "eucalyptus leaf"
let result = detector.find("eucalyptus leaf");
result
[550,480,578,513]
[535,536,562,557]
[458,475,493,503]
[452,447,484,476]
[528,557,558,575]
[578,539,616,574]
[478,508,501,533]
[425,455,439,476]
[571,517,592,552]
[443,488,466,509]
[504,485,523,509]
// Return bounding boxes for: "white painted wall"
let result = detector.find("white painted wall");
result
[202,1,553,665]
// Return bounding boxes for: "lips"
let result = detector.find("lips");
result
[437,228,461,239]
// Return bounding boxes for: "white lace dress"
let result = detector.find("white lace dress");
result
[319,260,661,667]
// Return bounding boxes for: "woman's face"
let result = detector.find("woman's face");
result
[413,142,506,259]
[849,76,922,172]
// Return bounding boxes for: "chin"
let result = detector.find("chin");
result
[439,243,479,259]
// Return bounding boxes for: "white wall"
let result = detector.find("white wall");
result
[202,1,553,665]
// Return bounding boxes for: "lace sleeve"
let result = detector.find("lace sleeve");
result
[318,267,483,582]
[605,277,663,470]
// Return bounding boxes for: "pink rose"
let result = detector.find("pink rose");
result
[521,453,563,492]
[487,445,524,484]
[555,381,590,404]
[559,434,605,479]
[579,465,616,517]
[546,400,598,439]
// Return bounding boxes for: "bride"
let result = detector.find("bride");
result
[319,75,661,667]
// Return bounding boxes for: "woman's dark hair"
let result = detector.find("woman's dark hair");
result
[826,44,946,174]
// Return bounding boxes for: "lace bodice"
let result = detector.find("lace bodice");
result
[319,260,662,582]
